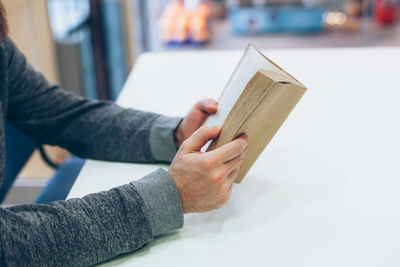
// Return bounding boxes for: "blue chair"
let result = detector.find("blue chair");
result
[1,124,85,204]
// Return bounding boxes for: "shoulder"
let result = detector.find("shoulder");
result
[0,37,24,62]
[0,37,15,55]
[0,38,13,77]
[0,38,28,77]
[0,37,7,64]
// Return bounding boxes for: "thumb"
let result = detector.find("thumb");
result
[196,98,218,114]
[182,125,221,153]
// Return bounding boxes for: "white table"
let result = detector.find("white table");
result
[68,47,400,267]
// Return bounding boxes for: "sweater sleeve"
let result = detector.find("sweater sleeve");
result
[0,168,183,266]
[4,38,180,163]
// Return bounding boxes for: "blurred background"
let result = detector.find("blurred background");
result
[2,0,399,204]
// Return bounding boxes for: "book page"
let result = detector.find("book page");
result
[202,45,285,151]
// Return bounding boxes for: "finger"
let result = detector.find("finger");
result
[207,134,248,163]
[221,169,238,195]
[195,99,218,114]
[223,151,245,172]
[182,125,221,153]
[225,168,240,188]
[186,99,217,127]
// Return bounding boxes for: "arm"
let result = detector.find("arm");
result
[0,169,183,266]
[5,38,179,163]
[1,38,249,265]
[0,126,248,266]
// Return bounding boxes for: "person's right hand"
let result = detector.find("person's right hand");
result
[168,125,248,214]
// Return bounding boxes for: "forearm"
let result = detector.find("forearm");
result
[5,37,180,163]
[22,95,181,163]
[0,169,183,266]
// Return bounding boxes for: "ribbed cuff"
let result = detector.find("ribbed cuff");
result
[149,116,182,162]
[133,168,184,236]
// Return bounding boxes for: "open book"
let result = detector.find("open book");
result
[203,45,306,183]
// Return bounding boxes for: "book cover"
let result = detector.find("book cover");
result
[204,45,306,183]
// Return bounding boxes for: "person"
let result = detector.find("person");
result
[0,2,248,266]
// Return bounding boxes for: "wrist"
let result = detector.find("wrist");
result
[134,168,184,235]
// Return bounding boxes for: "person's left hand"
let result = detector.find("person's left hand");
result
[174,99,218,149]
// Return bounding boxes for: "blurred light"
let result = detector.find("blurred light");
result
[323,11,347,26]
[47,0,90,39]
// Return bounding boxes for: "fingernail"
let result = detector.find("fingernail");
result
[206,103,216,109]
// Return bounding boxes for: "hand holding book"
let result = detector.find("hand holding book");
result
[203,45,306,183]
[169,126,248,213]
[174,99,218,149]
[169,44,305,213]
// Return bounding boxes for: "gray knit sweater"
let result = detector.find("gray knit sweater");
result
[0,38,184,266]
